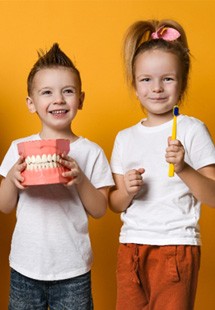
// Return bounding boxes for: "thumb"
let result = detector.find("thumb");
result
[137,168,145,174]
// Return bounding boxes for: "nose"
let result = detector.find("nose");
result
[151,81,163,93]
[54,92,66,104]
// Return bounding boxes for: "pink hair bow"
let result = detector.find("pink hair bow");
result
[151,26,181,41]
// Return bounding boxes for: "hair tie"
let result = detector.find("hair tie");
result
[151,26,181,41]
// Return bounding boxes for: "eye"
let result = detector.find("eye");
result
[141,77,150,82]
[63,88,75,95]
[163,77,174,82]
[41,90,52,95]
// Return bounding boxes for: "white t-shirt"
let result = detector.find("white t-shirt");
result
[111,115,215,246]
[0,134,114,281]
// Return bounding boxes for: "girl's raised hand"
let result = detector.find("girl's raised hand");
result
[166,137,185,173]
[124,168,145,197]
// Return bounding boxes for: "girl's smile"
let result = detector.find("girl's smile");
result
[134,49,182,125]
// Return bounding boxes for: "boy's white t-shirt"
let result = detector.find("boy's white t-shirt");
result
[0,134,114,281]
[111,115,215,246]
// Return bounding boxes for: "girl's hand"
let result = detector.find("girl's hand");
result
[59,153,84,186]
[166,137,185,173]
[7,156,27,190]
[124,168,145,197]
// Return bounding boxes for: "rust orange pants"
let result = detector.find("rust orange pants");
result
[116,244,200,310]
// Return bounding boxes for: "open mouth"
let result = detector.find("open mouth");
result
[17,139,70,186]
[49,109,69,115]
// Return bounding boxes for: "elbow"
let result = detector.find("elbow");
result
[108,202,122,214]
[91,205,107,219]
[0,206,13,214]
[205,200,215,208]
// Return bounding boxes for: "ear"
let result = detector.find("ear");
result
[78,91,85,110]
[26,96,36,113]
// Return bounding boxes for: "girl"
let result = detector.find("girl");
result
[109,19,215,310]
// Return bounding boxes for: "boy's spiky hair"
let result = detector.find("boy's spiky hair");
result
[27,43,81,95]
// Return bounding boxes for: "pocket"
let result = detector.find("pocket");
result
[165,246,180,283]
[116,244,132,274]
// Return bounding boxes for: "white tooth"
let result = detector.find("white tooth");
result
[56,155,60,161]
[29,164,34,171]
[31,156,36,163]
[52,154,57,162]
[25,156,31,164]
[47,154,52,162]
[53,162,57,168]
[35,155,41,164]
[41,154,47,163]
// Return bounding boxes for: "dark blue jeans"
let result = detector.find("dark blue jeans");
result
[9,269,93,310]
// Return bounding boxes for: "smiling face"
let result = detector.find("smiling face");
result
[134,49,182,126]
[27,67,84,138]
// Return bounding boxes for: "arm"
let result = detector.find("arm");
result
[109,168,144,213]
[177,164,215,207]
[0,156,26,214]
[59,153,108,219]
[166,138,215,207]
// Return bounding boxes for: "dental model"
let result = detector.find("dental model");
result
[17,139,70,185]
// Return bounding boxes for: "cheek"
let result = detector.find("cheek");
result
[135,85,147,97]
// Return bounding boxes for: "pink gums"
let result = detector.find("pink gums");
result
[17,139,70,186]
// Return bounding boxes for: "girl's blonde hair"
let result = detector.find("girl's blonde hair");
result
[123,19,190,98]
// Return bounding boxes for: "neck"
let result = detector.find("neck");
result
[143,112,174,127]
[39,127,78,142]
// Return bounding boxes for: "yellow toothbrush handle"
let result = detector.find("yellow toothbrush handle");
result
[168,163,174,177]
[168,116,177,177]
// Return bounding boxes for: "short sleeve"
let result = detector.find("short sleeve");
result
[0,141,19,177]
[110,133,124,175]
[89,148,115,189]
[185,122,215,170]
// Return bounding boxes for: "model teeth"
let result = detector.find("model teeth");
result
[25,154,61,170]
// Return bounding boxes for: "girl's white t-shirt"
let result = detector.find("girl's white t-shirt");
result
[111,115,215,245]
[0,134,114,280]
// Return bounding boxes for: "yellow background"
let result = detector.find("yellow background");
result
[0,0,215,309]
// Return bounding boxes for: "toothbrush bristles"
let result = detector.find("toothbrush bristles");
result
[173,105,179,116]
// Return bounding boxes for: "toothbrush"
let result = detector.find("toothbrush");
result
[168,105,179,177]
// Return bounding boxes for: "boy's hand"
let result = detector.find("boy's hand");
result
[124,168,144,197]
[7,156,27,190]
[59,153,84,186]
[166,137,185,173]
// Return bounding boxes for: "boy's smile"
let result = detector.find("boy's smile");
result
[26,67,84,137]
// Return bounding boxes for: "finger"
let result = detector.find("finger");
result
[17,162,27,173]
[14,179,26,190]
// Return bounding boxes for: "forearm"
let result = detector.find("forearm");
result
[75,174,108,219]
[0,177,19,213]
[177,163,215,207]
[109,187,133,213]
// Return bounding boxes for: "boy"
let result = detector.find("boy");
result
[0,43,114,309]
